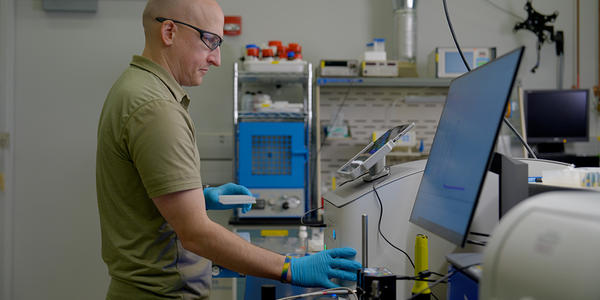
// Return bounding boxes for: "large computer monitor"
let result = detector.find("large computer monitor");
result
[523,89,589,153]
[409,47,524,246]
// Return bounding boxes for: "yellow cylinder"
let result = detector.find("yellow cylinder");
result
[411,234,431,295]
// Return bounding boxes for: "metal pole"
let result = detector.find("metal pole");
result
[362,214,368,268]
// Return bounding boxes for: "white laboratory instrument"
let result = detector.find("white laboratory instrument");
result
[480,191,600,300]
[323,158,573,298]
[325,160,457,297]
[433,47,496,78]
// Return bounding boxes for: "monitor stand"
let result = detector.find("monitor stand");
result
[535,142,565,155]
[533,143,599,167]
[489,152,528,219]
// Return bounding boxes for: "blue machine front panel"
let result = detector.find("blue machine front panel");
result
[448,266,479,300]
[238,122,307,188]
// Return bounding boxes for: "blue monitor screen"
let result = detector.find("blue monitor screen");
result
[524,89,589,143]
[409,47,524,246]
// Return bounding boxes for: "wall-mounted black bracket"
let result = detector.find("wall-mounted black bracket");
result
[513,0,559,73]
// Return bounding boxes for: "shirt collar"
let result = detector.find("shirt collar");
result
[130,55,190,109]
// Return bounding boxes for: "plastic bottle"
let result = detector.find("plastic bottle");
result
[241,91,253,112]
[297,226,308,255]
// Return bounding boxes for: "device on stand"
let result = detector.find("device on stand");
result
[336,123,415,182]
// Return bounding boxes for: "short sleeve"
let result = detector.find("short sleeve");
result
[124,100,203,198]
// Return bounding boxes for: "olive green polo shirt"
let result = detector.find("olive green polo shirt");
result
[96,55,210,299]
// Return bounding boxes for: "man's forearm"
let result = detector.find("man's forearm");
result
[153,188,289,282]
[182,219,287,281]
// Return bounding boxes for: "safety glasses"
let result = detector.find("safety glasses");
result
[156,17,223,51]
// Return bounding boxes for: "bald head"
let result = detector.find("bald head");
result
[140,0,223,86]
[142,0,223,42]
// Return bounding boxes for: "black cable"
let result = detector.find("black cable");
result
[300,206,323,225]
[406,262,480,300]
[502,115,538,159]
[396,276,448,284]
[442,0,538,160]
[396,275,443,300]
[338,171,369,188]
[429,271,445,277]
[469,231,490,237]
[372,184,416,269]
[466,239,487,247]
[442,0,471,72]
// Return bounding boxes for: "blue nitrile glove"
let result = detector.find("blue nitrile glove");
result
[290,247,362,288]
[203,183,253,213]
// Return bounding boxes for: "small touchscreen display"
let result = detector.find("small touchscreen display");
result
[337,123,414,179]
[351,124,411,164]
[366,125,407,154]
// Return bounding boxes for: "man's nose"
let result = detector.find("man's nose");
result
[208,47,221,67]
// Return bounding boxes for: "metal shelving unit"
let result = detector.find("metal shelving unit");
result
[233,62,315,219]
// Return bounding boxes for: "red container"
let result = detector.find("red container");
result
[268,40,282,48]
[262,48,274,58]
[278,46,287,59]
[287,43,301,53]
[246,47,259,57]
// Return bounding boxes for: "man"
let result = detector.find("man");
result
[96,0,361,299]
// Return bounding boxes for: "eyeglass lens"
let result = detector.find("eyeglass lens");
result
[201,32,222,50]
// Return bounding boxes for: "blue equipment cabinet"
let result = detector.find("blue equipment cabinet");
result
[233,62,314,218]
[237,121,307,188]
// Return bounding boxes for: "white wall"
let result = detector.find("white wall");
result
[0,0,15,299]
[2,0,598,299]
[12,1,144,298]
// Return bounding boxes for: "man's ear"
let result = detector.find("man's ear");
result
[160,21,177,46]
